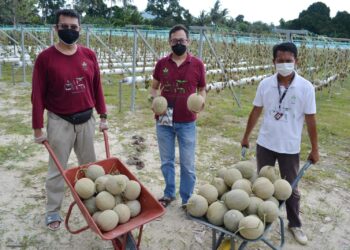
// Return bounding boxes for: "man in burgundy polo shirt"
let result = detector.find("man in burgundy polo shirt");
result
[31,9,107,230]
[150,24,206,208]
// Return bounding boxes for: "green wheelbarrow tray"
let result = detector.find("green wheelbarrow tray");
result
[187,159,313,250]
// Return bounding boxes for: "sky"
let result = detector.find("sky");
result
[127,0,350,25]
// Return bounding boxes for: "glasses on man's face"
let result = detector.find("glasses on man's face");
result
[57,23,80,31]
[170,38,188,46]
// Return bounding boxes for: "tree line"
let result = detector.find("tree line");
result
[0,0,349,38]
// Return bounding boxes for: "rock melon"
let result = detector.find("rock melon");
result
[187,93,204,113]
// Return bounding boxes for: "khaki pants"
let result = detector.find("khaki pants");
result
[46,112,96,216]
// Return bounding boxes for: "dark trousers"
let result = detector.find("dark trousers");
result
[256,144,301,227]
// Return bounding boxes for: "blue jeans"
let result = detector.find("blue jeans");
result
[156,121,196,204]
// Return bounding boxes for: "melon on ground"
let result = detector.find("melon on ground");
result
[152,96,168,115]
[187,93,204,113]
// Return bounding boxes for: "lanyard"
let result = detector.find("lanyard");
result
[277,74,295,110]
[277,85,289,110]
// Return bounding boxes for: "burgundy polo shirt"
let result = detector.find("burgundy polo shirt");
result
[153,53,206,122]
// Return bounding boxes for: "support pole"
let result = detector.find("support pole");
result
[130,27,138,111]
[21,26,26,84]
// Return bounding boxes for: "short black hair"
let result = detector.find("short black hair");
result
[273,42,298,60]
[169,24,189,39]
[55,9,80,25]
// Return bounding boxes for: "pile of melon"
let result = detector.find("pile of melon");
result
[74,164,142,232]
[187,161,292,240]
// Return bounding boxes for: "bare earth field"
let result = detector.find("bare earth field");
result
[0,81,349,250]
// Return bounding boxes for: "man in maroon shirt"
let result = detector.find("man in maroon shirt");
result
[150,24,206,208]
[31,9,107,230]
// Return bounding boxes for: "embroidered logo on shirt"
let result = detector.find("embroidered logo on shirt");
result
[64,77,86,94]
[82,61,88,71]
[163,67,168,75]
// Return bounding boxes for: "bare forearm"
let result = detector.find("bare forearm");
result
[150,79,160,97]
[243,106,262,140]
[305,114,318,150]
[198,87,206,101]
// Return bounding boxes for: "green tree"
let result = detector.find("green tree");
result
[0,0,41,26]
[330,11,350,38]
[208,0,228,26]
[38,0,65,24]
[145,0,193,27]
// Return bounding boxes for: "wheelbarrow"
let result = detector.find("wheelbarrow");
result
[43,130,165,249]
[188,147,313,250]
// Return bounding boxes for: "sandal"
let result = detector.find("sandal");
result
[46,213,63,231]
[158,196,175,208]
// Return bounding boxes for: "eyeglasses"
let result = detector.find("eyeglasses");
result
[57,23,80,31]
[170,38,188,46]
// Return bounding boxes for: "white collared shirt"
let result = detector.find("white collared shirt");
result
[253,72,316,154]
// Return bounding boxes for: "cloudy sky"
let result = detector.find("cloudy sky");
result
[127,0,350,25]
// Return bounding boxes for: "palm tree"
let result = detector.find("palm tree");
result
[209,0,228,26]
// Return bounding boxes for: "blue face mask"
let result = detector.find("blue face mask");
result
[58,29,79,45]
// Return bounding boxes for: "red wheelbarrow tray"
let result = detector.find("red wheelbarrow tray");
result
[61,156,165,240]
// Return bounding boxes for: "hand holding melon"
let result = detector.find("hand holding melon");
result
[151,96,168,115]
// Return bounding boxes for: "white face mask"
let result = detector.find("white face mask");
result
[275,63,295,77]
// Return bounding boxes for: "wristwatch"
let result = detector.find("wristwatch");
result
[100,114,107,119]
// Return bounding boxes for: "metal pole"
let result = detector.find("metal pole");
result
[198,28,204,59]
[21,26,26,83]
[203,31,241,107]
[0,63,2,79]
[86,26,90,48]
[11,63,15,85]
[119,80,122,113]
[50,27,54,45]
[130,27,138,111]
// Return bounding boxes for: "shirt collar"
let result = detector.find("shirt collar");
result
[273,71,298,88]
[166,52,193,64]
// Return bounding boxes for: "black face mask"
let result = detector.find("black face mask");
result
[171,44,187,56]
[58,29,79,45]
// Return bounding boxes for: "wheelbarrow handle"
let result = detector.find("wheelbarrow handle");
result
[65,201,90,234]
[241,146,248,160]
[291,160,313,189]
[103,130,111,159]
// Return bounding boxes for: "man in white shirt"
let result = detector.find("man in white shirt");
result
[241,42,319,245]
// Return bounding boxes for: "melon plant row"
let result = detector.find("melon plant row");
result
[187,161,292,240]
[74,164,142,232]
